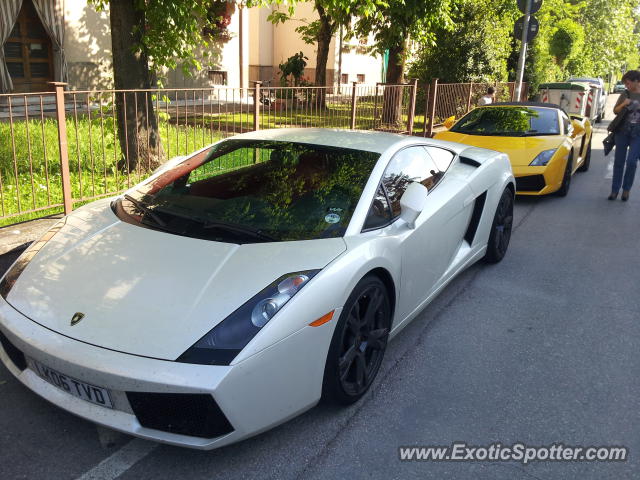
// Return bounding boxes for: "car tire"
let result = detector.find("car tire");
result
[322,275,391,405]
[556,155,573,197]
[577,140,591,172]
[483,187,514,264]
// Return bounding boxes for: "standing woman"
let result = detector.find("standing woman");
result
[609,70,640,201]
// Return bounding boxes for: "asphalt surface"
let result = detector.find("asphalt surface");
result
[1,95,638,479]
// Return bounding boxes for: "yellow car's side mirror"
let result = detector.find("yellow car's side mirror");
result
[443,116,456,130]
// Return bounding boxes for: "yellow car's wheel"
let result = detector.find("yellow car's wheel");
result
[556,156,573,197]
[578,140,591,172]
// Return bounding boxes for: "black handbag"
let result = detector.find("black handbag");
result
[603,131,615,156]
[608,90,630,133]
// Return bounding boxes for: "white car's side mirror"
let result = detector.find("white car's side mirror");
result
[400,182,429,229]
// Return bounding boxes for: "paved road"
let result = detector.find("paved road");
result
[1,96,638,479]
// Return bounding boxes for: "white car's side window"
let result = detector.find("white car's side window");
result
[379,147,443,219]
[363,184,393,231]
[423,146,455,172]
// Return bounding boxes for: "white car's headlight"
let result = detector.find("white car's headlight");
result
[177,270,319,366]
[529,149,557,166]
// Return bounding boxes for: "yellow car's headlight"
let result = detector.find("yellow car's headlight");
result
[529,149,557,166]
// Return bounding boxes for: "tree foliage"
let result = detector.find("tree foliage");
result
[407,0,639,92]
[354,0,454,56]
[350,0,455,124]
[91,0,214,75]
[579,0,640,77]
[278,52,308,86]
[269,0,354,45]
[407,0,518,83]
[525,0,639,91]
[91,0,294,76]
[549,19,585,67]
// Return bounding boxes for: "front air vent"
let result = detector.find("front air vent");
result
[459,156,481,168]
[516,175,546,192]
[127,392,234,439]
[0,329,27,371]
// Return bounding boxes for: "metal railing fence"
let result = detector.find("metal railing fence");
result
[420,80,528,136]
[0,79,526,225]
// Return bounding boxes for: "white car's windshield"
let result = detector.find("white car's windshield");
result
[115,139,380,243]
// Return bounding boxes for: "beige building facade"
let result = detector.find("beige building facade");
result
[0,0,383,94]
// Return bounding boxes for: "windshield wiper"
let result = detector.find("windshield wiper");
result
[203,221,277,242]
[125,202,277,243]
[123,194,167,228]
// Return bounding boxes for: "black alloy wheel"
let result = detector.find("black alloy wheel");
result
[484,187,514,264]
[322,275,391,405]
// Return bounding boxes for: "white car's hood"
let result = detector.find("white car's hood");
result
[6,201,346,360]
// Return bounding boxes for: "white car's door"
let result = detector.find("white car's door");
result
[369,146,475,322]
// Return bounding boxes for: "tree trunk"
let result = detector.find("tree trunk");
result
[314,3,333,109]
[109,0,163,172]
[382,41,406,126]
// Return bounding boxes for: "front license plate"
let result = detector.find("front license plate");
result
[28,358,113,409]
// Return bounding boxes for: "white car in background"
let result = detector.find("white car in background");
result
[612,81,625,94]
[567,76,607,122]
[0,128,514,449]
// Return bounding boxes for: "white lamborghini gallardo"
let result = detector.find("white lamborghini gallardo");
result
[0,128,514,449]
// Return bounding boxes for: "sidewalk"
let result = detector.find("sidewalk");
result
[0,214,61,255]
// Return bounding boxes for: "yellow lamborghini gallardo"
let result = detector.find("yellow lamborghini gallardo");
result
[434,102,592,196]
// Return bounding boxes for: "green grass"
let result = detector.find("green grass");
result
[203,101,421,133]
[0,117,226,226]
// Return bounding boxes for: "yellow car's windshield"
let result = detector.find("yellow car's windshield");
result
[451,107,560,137]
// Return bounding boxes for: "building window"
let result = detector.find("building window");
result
[357,74,365,83]
[4,0,54,93]
[341,74,348,84]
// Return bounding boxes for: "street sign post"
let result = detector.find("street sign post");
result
[514,0,540,101]
[514,15,539,42]
[517,0,542,14]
